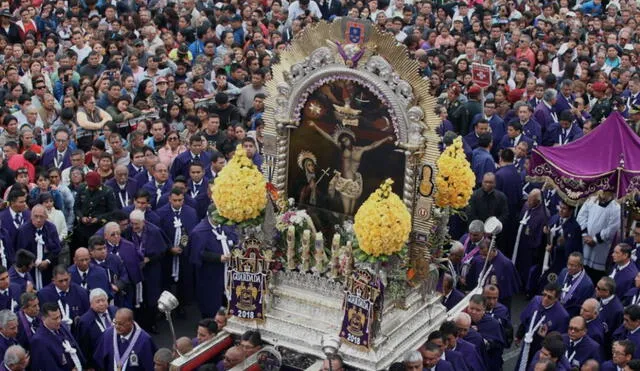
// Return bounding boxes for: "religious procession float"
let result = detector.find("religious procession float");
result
[177,18,477,371]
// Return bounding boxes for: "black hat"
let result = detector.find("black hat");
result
[0,9,12,18]
[133,39,144,47]
[177,44,189,56]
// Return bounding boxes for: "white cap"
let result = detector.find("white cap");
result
[565,11,576,17]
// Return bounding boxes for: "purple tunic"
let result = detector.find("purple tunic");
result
[15,221,61,285]
[467,250,520,301]
[105,178,138,209]
[454,338,487,371]
[514,203,548,289]
[68,263,112,297]
[77,306,117,369]
[93,325,157,370]
[37,282,90,323]
[185,179,211,220]
[8,266,33,295]
[189,220,238,317]
[586,318,605,344]
[0,282,21,311]
[474,314,506,371]
[141,179,174,210]
[557,268,595,317]
[609,262,639,299]
[16,310,40,349]
[600,296,624,335]
[442,289,465,311]
[561,334,602,368]
[124,222,169,305]
[30,323,85,371]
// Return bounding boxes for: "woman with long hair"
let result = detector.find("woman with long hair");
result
[158,130,187,169]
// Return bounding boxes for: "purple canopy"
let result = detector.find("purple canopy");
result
[528,112,640,204]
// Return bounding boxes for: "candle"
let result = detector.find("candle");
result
[330,233,340,278]
[314,232,325,273]
[301,230,311,272]
[286,226,296,271]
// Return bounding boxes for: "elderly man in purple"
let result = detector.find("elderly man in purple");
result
[190,205,238,318]
[595,276,625,340]
[94,308,157,370]
[37,265,89,329]
[562,316,602,369]
[77,288,117,370]
[124,210,169,332]
[442,273,464,311]
[580,298,605,345]
[455,312,489,367]
[609,243,639,298]
[419,342,454,371]
[156,188,199,312]
[68,247,111,296]
[516,283,570,371]
[105,165,138,209]
[104,222,143,309]
[15,205,61,292]
[600,340,636,371]
[466,294,506,371]
[30,302,85,371]
[556,252,594,317]
[553,80,575,114]
[0,310,19,357]
[533,89,559,135]
[513,189,548,295]
[15,293,39,349]
[514,102,542,145]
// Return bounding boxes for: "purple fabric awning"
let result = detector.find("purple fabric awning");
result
[528,112,640,204]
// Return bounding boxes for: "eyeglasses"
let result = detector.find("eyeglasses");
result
[168,137,179,141]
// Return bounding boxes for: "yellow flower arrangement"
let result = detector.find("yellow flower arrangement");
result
[434,137,474,209]
[353,179,411,258]
[211,144,267,223]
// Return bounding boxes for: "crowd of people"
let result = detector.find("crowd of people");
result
[0,0,637,368]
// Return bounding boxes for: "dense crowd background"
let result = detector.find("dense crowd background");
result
[0,0,638,369]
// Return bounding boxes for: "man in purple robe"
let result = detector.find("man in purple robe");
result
[466,239,520,309]
[37,265,90,328]
[561,316,602,369]
[170,135,211,180]
[545,201,582,277]
[94,308,157,370]
[609,243,639,298]
[123,210,169,332]
[189,206,238,318]
[89,235,130,307]
[121,190,162,227]
[15,293,39,349]
[442,273,464,311]
[466,295,506,371]
[533,89,559,135]
[595,276,624,340]
[513,189,548,295]
[612,305,640,359]
[495,149,524,225]
[553,80,575,114]
[484,285,513,347]
[541,110,583,146]
[30,302,85,371]
[0,310,19,357]
[156,188,199,313]
[76,288,117,370]
[527,333,571,371]
[463,119,490,150]
[600,340,636,371]
[580,298,605,345]
[105,165,138,209]
[185,162,211,220]
[15,205,61,292]
[0,266,20,312]
[419,342,454,371]
[155,177,198,211]
[104,222,143,310]
[428,331,469,371]
[68,247,111,297]
[623,271,640,306]
[440,320,486,371]
[141,162,174,210]
[516,283,570,370]
[556,252,594,317]
[8,250,34,295]
[455,312,489,368]
[515,102,542,144]
[0,189,30,263]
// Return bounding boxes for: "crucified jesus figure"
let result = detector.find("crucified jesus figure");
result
[308,121,394,215]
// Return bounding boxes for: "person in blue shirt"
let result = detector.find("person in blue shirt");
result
[471,133,496,188]
[581,0,603,16]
